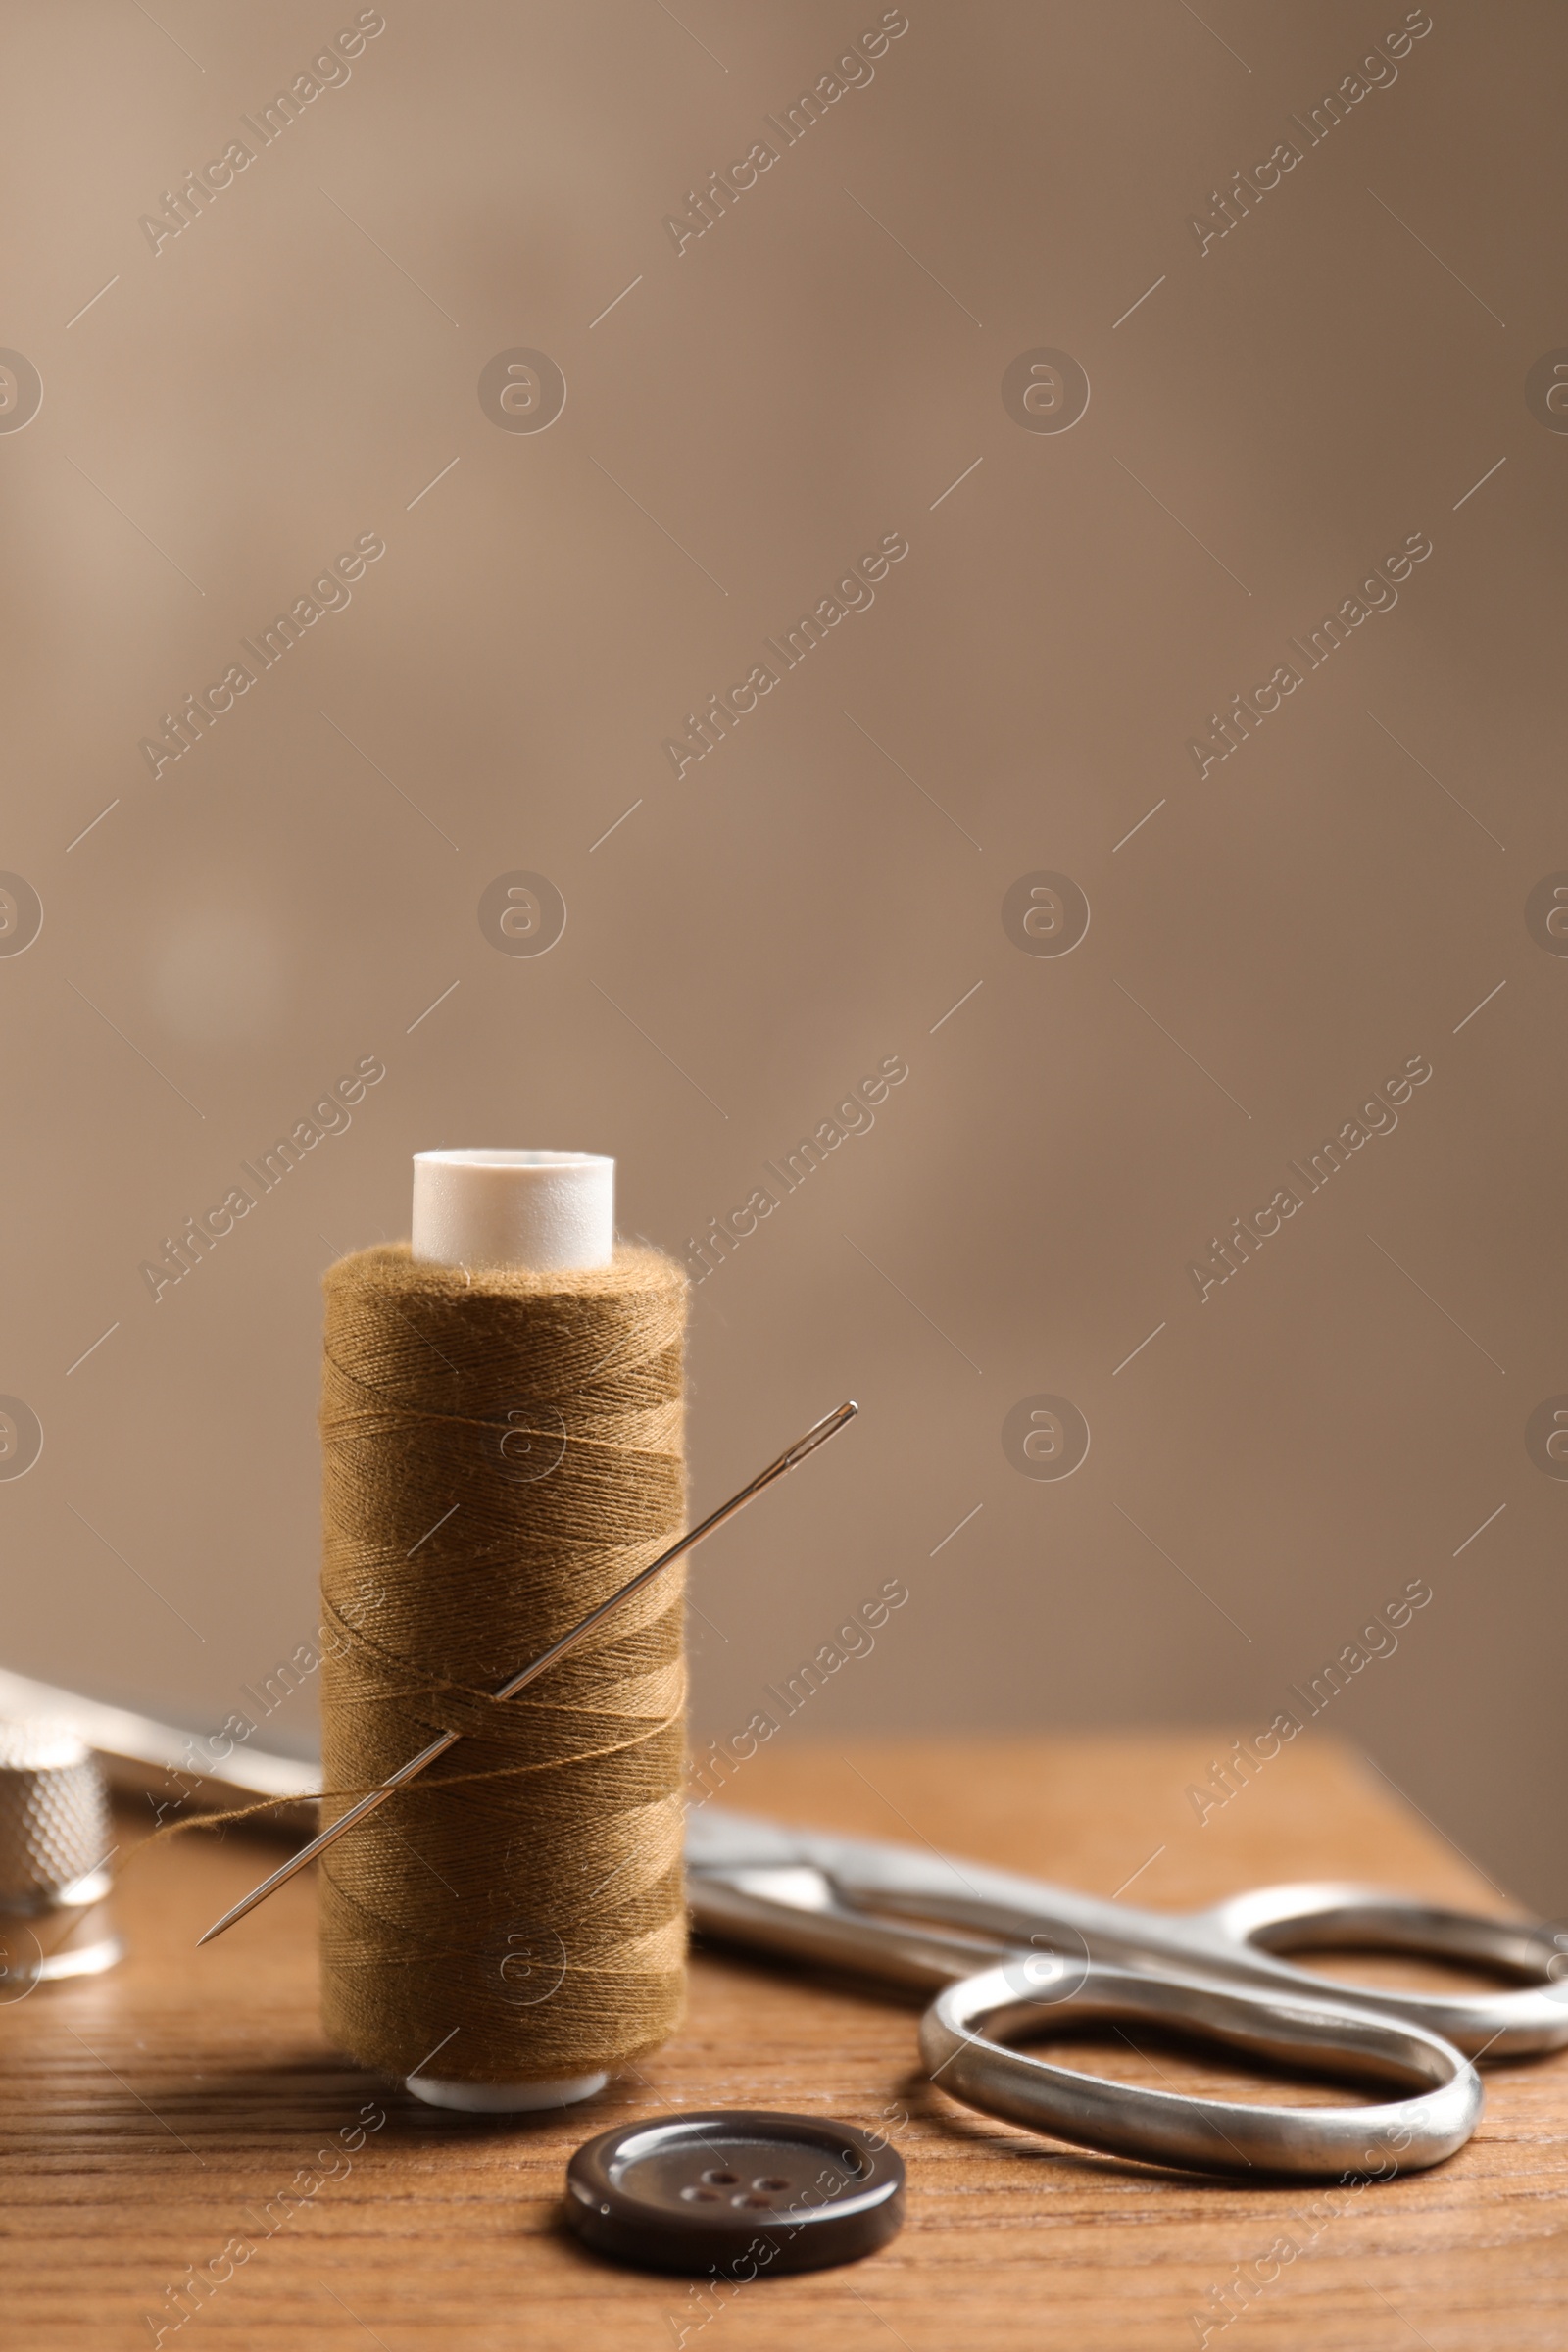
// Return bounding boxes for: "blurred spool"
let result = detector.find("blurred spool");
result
[0,1719,121,1994]
[318,1152,689,2111]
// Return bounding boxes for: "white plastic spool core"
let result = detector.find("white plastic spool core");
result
[412,1149,613,1273]
[406,2070,608,2114]
[405,1147,614,2113]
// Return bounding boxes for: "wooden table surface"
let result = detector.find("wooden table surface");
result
[4,1734,1566,2351]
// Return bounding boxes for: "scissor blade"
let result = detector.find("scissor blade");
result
[687,1806,1006,1908]
[685,1805,820,1875]
[688,1856,1013,1993]
[689,1804,1110,1939]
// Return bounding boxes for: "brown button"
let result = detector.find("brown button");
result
[564,2109,906,2276]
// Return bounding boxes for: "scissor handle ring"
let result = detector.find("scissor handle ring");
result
[1196,1883,1568,2059]
[919,1961,1482,2179]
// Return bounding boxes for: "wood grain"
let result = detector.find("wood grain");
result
[2,1734,1565,2350]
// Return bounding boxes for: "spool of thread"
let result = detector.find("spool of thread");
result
[318,1151,689,2112]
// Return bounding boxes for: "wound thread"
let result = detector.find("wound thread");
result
[317,1240,688,2083]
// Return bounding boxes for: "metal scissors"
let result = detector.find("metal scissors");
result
[687,1805,1568,2180]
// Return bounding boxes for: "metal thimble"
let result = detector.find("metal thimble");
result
[0,1718,121,1996]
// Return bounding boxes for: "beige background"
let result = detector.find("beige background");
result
[3,0,1563,1905]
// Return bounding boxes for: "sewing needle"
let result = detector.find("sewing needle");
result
[197,1400,858,1944]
